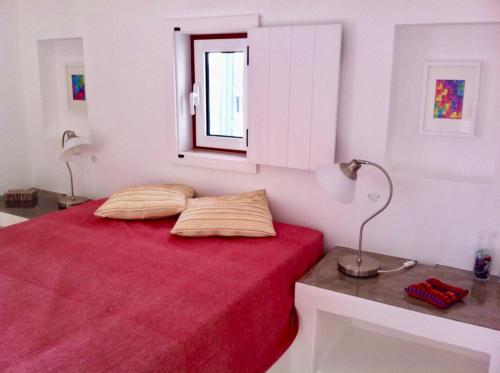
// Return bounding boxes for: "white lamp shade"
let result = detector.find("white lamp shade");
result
[60,136,91,161]
[315,163,356,203]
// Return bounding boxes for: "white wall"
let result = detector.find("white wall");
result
[387,23,500,184]
[0,0,31,193]
[15,0,500,273]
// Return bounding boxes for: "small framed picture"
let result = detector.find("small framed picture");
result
[419,61,481,137]
[66,64,86,110]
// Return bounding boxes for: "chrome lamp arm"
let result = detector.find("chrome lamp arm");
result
[356,160,393,264]
[61,130,77,201]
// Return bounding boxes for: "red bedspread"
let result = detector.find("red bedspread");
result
[0,200,323,372]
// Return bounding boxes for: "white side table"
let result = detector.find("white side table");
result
[0,189,64,227]
[289,247,500,373]
[0,212,27,227]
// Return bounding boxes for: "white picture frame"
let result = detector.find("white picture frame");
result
[419,61,481,137]
[66,64,86,111]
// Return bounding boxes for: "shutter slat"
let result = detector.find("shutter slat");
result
[288,25,315,170]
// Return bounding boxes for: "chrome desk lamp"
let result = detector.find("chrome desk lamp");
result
[59,130,91,209]
[316,159,393,277]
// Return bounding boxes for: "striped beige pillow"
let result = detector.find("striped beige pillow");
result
[95,184,195,220]
[171,190,276,237]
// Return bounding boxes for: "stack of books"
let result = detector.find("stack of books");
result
[3,188,38,208]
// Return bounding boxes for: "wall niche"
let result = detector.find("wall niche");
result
[386,23,500,184]
[37,37,89,138]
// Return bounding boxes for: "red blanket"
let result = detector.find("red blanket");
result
[0,200,323,372]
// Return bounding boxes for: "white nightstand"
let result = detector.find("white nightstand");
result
[0,212,28,227]
[0,189,65,227]
[286,247,500,373]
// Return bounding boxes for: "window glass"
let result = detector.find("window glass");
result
[205,51,244,138]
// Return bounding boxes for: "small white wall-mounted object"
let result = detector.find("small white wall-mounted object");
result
[247,24,342,170]
[419,60,481,137]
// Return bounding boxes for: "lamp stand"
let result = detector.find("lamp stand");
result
[58,130,89,209]
[337,160,393,277]
[58,195,89,209]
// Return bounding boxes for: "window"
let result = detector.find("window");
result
[170,16,341,174]
[191,34,247,153]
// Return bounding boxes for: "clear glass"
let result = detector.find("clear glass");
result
[473,231,495,282]
[205,51,244,138]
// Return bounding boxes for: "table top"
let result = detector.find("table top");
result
[299,246,500,331]
[0,189,64,219]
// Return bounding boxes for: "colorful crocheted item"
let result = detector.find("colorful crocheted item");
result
[404,278,469,308]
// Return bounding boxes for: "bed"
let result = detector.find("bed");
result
[0,199,323,372]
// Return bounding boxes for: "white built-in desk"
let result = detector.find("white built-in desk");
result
[286,247,500,373]
[0,189,63,227]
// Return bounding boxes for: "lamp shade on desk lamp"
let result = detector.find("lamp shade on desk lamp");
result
[60,134,91,161]
[315,163,357,203]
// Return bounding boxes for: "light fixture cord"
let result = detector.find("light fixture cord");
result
[356,160,393,265]
[61,130,76,200]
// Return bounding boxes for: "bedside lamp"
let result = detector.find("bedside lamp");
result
[316,160,393,277]
[59,130,91,209]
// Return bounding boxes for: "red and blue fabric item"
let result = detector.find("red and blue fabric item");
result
[405,278,469,308]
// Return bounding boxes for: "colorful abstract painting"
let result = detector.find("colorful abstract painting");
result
[71,74,86,101]
[433,79,464,119]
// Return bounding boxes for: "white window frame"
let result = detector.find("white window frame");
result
[192,37,248,151]
[169,14,259,174]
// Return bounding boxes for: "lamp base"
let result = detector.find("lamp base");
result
[338,254,380,277]
[58,196,89,209]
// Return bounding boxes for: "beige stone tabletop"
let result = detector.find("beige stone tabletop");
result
[299,246,500,331]
[1,189,64,219]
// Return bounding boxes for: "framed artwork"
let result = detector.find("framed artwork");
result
[66,64,86,110]
[419,61,481,137]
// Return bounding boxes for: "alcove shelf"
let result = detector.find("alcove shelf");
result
[37,37,89,139]
[385,22,500,184]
